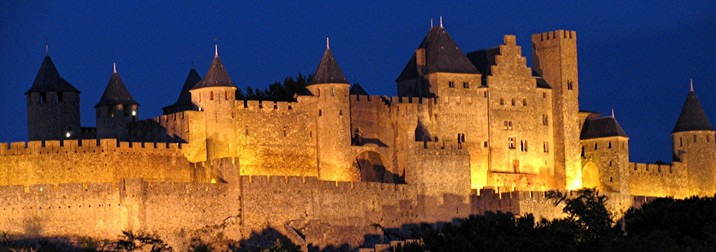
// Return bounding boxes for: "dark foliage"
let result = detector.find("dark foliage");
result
[410,191,716,252]
[236,73,310,102]
[116,230,172,251]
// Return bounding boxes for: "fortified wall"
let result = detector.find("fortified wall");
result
[0,139,200,186]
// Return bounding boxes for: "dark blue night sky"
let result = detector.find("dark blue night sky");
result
[0,1,714,163]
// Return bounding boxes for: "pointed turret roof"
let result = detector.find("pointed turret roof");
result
[672,88,713,133]
[95,66,139,108]
[396,26,480,82]
[580,116,629,140]
[26,56,80,94]
[167,68,201,108]
[349,83,369,95]
[192,47,235,89]
[309,44,349,85]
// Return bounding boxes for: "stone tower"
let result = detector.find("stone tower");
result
[579,113,630,193]
[95,64,139,140]
[26,55,81,140]
[189,45,238,161]
[532,30,581,190]
[672,84,716,196]
[395,23,483,145]
[306,40,355,181]
[163,68,201,115]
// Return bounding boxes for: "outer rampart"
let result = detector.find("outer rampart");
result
[628,162,689,198]
[0,139,197,186]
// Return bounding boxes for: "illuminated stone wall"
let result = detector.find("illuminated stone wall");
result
[0,139,200,186]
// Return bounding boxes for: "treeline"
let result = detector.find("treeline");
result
[235,73,311,102]
[399,189,716,252]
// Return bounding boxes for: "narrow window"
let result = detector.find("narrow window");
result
[109,110,115,118]
[318,109,322,116]
[511,98,516,106]
[513,160,520,173]
[210,92,214,100]
[608,142,612,149]
[542,92,546,98]
[508,138,516,149]
[500,98,504,105]
[543,142,549,153]
[609,177,613,182]
[463,82,469,88]
[331,87,335,96]
[522,98,527,106]
[680,138,683,147]
[448,81,455,88]
[40,93,46,104]
[567,81,574,90]
[339,109,343,116]
[225,91,228,100]
[483,91,487,98]
[581,146,585,157]
[245,126,249,135]
[483,141,488,147]
[594,143,598,150]
[542,115,549,125]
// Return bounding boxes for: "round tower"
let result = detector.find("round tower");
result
[671,82,716,196]
[306,38,355,181]
[26,55,81,140]
[189,44,238,160]
[95,63,139,140]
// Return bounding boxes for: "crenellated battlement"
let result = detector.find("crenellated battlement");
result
[629,162,681,176]
[238,99,298,112]
[241,175,410,193]
[0,139,183,157]
[413,141,469,155]
[532,30,576,42]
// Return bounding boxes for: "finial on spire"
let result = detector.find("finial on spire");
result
[326,37,330,49]
[430,18,434,28]
[690,78,694,92]
[113,62,117,73]
[611,108,615,118]
[439,16,443,28]
[214,43,218,57]
[45,38,48,55]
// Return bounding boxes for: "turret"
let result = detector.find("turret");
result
[671,82,716,195]
[163,68,201,115]
[395,20,482,142]
[306,38,356,181]
[532,30,581,190]
[26,54,81,140]
[189,44,238,160]
[579,111,630,193]
[95,63,139,140]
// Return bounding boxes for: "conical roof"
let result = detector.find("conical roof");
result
[396,26,480,82]
[673,90,713,133]
[580,116,628,140]
[95,70,139,108]
[309,48,348,85]
[26,56,80,94]
[192,55,235,89]
[168,68,201,107]
[350,83,369,95]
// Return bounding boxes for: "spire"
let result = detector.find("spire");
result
[164,68,202,113]
[690,78,694,92]
[673,87,713,133]
[309,41,349,85]
[45,40,48,56]
[192,43,235,90]
[439,16,444,28]
[26,55,80,94]
[95,67,139,108]
[326,37,330,49]
[113,62,117,73]
[396,22,479,82]
[611,108,615,118]
[430,18,434,28]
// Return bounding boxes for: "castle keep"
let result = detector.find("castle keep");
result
[2,24,714,248]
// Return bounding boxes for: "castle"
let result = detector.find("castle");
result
[1,24,713,249]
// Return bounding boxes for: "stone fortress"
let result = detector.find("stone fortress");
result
[1,22,714,248]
